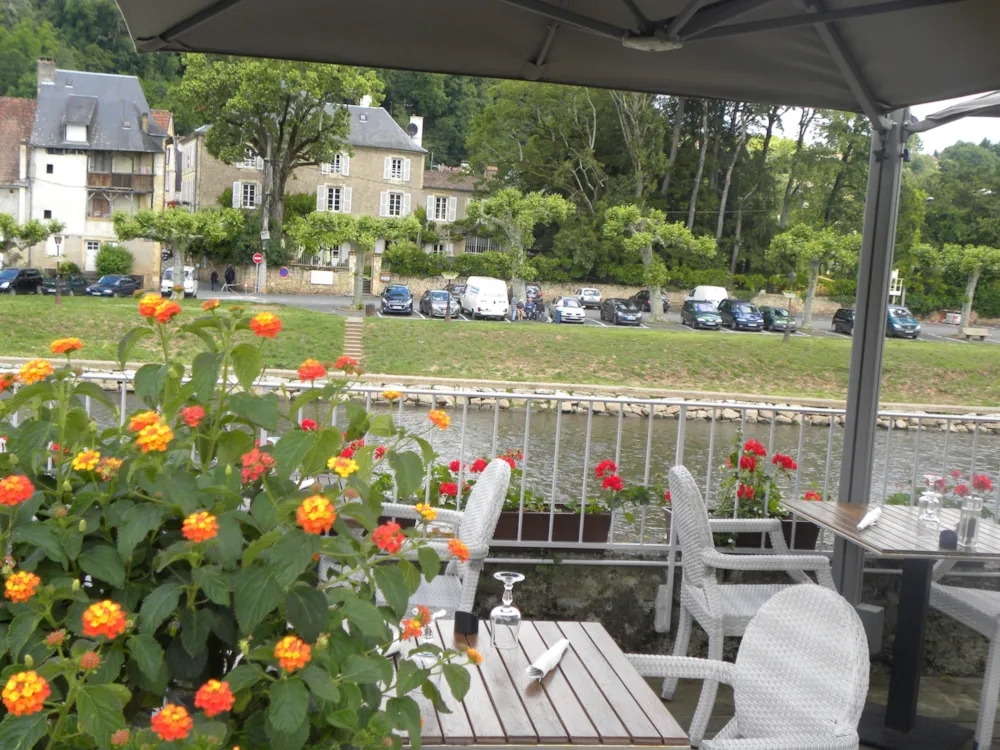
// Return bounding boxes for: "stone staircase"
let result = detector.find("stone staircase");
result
[343,318,364,362]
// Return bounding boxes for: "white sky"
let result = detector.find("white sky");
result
[910,95,1000,154]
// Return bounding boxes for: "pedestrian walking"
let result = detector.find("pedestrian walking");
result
[210,270,219,291]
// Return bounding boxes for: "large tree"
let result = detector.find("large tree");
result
[0,214,64,267]
[942,244,1000,326]
[175,55,382,243]
[465,189,571,300]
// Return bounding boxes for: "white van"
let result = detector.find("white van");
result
[686,285,729,309]
[161,266,200,298]
[461,276,509,320]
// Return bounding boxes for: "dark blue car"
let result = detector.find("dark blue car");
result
[380,285,413,315]
[718,298,764,331]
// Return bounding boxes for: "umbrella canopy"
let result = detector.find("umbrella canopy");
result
[116,0,999,118]
[910,90,1000,131]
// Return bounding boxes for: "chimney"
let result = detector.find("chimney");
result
[140,112,149,133]
[408,115,424,148]
[359,95,372,108]
[37,58,56,95]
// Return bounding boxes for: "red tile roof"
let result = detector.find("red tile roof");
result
[151,109,173,132]
[422,169,478,192]
[0,98,35,185]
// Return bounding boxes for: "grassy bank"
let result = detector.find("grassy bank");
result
[0,297,344,369]
[364,318,1000,406]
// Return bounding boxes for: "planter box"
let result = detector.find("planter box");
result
[493,510,612,543]
[729,519,821,550]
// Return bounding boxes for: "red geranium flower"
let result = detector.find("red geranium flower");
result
[439,482,458,497]
[951,469,963,479]
[737,483,755,500]
[470,458,488,473]
[334,356,359,373]
[339,446,355,459]
[664,490,671,503]
[955,483,971,497]
[602,474,623,492]
[974,474,993,492]
[301,418,317,431]
[374,445,386,459]
[743,439,767,456]
[372,522,405,554]
[499,455,515,470]
[449,460,462,473]
[595,459,618,478]
[772,453,798,471]
[739,455,757,472]
[804,490,822,501]
[179,405,205,428]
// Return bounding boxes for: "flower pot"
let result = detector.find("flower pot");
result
[728,519,821,550]
[493,509,612,543]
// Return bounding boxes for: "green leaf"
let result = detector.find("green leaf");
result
[325,707,359,730]
[232,343,263,390]
[90,648,125,685]
[442,663,471,702]
[234,566,282,634]
[341,598,389,639]
[194,565,231,606]
[422,679,449,712]
[300,665,340,702]
[387,696,423,738]
[271,430,315,479]
[0,713,48,750]
[190,350,221,403]
[412,436,437,466]
[77,684,128,745]
[241,529,282,568]
[341,654,393,685]
[373,565,410,618]
[417,547,441,583]
[127,634,165,681]
[139,583,183,634]
[268,678,309,733]
[116,504,164,560]
[284,585,329,642]
[12,524,67,567]
[250,493,277,532]
[72,381,117,414]
[117,326,153,367]
[79,545,126,589]
[207,515,243,568]
[266,707,310,750]
[216,430,254,467]
[389,450,425,499]
[181,608,214,657]
[57,527,84,562]
[368,414,397,437]
[134,363,167,405]
[225,663,266,692]
[395,659,426,697]
[6,613,41,661]
[265,529,320,587]
[230,392,279,431]
[302,427,343,476]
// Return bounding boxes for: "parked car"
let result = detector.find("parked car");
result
[86,275,140,298]
[419,289,460,318]
[718,298,764,331]
[680,299,722,329]
[630,288,669,313]
[575,287,602,309]
[686,285,730,309]
[759,305,797,332]
[461,276,509,320]
[0,267,44,295]
[600,298,641,326]
[445,282,466,299]
[42,273,90,296]
[161,266,199,298]
[551,296,586,324]
[380,285,413,315]
[887,305,921,338]
[832,308,855,335]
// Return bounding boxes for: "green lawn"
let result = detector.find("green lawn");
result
[363,318,1000,406]
[0,297,344,369]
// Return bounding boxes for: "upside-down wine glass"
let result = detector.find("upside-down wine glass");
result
[490,571,525,650]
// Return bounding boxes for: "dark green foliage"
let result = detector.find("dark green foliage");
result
[94,244,134,275]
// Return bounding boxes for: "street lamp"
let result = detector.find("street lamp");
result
[53,234,64,306]
[784,270,797,343]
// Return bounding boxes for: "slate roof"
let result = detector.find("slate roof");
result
[31,69,168,152]
[423,169,477,192]
[0,97,35,185]
[326,105,427,154]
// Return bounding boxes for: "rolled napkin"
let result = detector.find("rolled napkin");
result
[857,507,882,530]
[526,638,570,680]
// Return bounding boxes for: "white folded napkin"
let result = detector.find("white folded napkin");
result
[857,507,882,530]
[527,638,570,680]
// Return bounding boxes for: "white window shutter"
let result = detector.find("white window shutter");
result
[343,187,352,214]
[232,182,241,208]
[320,162,330,175]
[426,195,435,217]
[316,185,326,211]
[254,182,262,208]
[403,159,411,182]
[256,156,264,171]
[342,153,350,176]
[383,157,391,180]
[446,242,454,256]
[448,197,457,222]
[402,193,411,216]
[380,191,389,217]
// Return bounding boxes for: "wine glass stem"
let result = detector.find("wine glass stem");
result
[502,583,513,607]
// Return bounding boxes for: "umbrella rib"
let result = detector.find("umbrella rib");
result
[674,0,782,38]
[496,0,631,41]
[662,0,709,39]
[135,0,247,48]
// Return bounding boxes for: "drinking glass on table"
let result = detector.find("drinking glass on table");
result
[490,571,525,650]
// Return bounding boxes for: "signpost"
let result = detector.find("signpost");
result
[53,235,64,306]
[253,252,264,295]
[441,270,459,323]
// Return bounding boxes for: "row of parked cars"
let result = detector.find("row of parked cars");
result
[0,268,143,297]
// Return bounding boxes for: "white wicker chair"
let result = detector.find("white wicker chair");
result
[375,457,511,615]
[930,559,1000,750]
[629,584,870,749]
[661,466,837,746]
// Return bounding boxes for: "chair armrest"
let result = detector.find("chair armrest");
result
[709,518,782,534]
[705,731,859,750]
[380,503,464,527]
[702,548,830,573]
[625,654,734,685]
[423,538,490,562]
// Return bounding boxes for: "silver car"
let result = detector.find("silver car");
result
[575,287,601,309]
[552,296,586,324]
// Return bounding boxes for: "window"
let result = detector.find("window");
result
[390,158,403,180]
[43,210,52,219]
[387,192,402,217]
[46,164,53,174]
[327,186,342,212]
[241,182,258,209]
[87,194,111,218]
[85,240,100,254]
[434,196,448,221]
[429,243,446,255]
[65,124,87,143]
[464,236,499,254]
[242,149,259,170]
[88,152,112,173]
[330,154,342,174]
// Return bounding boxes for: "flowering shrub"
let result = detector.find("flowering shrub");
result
[0,301,473,748]
[716,432,799,518]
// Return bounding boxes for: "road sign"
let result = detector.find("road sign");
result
[260,230,270,241]
[252,252,264,265]
[279,267,289,277]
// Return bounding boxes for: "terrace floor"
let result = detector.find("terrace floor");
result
[661,667,996,748]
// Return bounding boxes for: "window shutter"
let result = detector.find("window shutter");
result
[446,242,454,256]
[254,182,262,208]
[448,197,457,222]
[426,195,435,217]
[232,182,241,208]
[380,191,389,217]
[320,162,330,175]
[343,187,352,214]
[402,193,411,216]
[256,156,264,171]
[383,157,391,180]
[316,185,326,211]
[403,159,411,182]
[342,153,350,176]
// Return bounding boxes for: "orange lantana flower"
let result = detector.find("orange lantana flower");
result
[82,600,127,639]
[71,450,101,472]
[414,503,437,522]
[50,337,83,355]
[428,409,450,430]
[327,456,358,478]
[202,298,220,311]
[135,421,174,453]
[448,538,470,563]
[4,571,40,603]
[240,447,275,484]
[154,300,182,324]
[195,679,235,717]
[296,495,337,535]
[18,359,53,385]
[0,475,34,507]
[382,390,402,401]
[334,355,358,373]
[249,312,282,338]
[95,457,123,480]
[180,405,205,427]
[128,410,162,433]
[0,373,14,394]
[182,511,219,543]
[274,635,311,672]
[298,358,327,382]
[466,648,484,665]
[151,704,193,742]
[371,522,405,554]
[2,672,50,716]
[401,618,423,640]
[138,293,163,318]
[79,651,101,670]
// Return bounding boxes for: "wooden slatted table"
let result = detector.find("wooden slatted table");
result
[408,620,689,748]
[782,500,1000,750]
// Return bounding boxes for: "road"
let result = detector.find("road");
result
[201,290,1000,345]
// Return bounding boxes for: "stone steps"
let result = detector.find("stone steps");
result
[343,319,364,361]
